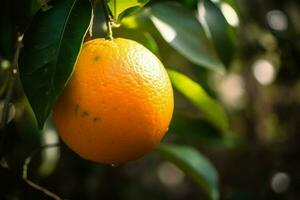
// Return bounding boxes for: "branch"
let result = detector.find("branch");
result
[0,34,23,157]
[101,0,113,40]
[0,164,56,199]
[24,179,62,200]
[0,34,22,129]
[22,143,62,200]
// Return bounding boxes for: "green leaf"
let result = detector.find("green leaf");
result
[108,0,149,22]
[116,6,141,22]
[150,2,224,71]
[19,0,92,128]
[200,0,236,66]
[223,0,240,15]
[156,144,219,200]
[113,28,158,54]
[168,69,228,130]
[170,113,242,148]
[170,113,223,143]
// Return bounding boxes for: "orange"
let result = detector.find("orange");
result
[53,38,174,165]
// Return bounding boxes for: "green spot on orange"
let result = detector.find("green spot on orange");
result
[82,111,89,116]
[94,55,100,61]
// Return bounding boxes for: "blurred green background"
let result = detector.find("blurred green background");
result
[0,0,300,199]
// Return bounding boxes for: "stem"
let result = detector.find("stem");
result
[101,0,113,40]
[113,0,117,18]
[0,35,22,130]
[0,34,23,157]
[22,143,60,179]
[22,143,61,200]
[24,179,62,200]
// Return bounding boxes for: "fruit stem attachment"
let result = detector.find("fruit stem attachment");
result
[101,0,113,40]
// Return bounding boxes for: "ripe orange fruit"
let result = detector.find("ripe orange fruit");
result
[53,38,174,165]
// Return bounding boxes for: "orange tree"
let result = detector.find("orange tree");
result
[1,0,299,199]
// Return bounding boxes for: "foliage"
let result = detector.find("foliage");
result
[156,144,219,200]
[19,0,91,128]
[150,2,224,71]
[1,0,300,199]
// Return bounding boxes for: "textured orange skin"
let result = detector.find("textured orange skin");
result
[53,38,174,165]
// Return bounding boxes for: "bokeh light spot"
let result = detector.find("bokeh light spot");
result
[271,172,290,193]
[157,161,185,188]
[266,10,288,31]
[252,59,276,85]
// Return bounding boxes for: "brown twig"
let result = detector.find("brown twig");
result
[24,179,62,200]
[22,143,62,200]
